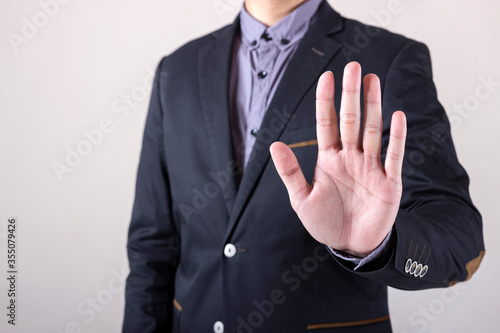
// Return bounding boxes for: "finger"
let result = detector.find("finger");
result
[362,74,383,159]
[339,62,362,150]
[384,111,407,181]
[316,71,340,151]
[270,142,311,205]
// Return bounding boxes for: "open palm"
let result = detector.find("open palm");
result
[270,62,407,258]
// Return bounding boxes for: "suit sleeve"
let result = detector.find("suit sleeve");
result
[331,41,485,290]
[123,58,180,332]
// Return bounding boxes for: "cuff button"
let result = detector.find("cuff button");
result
[420,265,428,278]
[409,261,418,275]
[405,259,412,273]
[414,263,423,277]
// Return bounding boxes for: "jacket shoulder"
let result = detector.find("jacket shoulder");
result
[334,15,430,74]
[341,15,419,49]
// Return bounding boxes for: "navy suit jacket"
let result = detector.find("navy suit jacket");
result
[123,1,485,332]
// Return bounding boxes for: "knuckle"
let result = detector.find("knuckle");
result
[390,133,406,140]
[281,165,300,178]
[340,114,360,124]
[316,118,336,126]
[386,151,402,161]
[363,123,381,134]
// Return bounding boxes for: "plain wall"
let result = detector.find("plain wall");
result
[0,0,498,332]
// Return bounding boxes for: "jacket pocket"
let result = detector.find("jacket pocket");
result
[306,315,391,332]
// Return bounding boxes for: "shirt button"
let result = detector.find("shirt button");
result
[250,128,259,136]
[280,38,290,45]
[258,71,268,79]
[224,244,237,258]
[262,32,272,41]
[213,321,224,333]
[251,40,257,46]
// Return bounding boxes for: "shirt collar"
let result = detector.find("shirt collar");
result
[239,0,323,50]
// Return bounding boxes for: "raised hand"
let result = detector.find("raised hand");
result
[270,62,407,258]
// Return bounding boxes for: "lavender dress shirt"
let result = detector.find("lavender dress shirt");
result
[229,0,323,168]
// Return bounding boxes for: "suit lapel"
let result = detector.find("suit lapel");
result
[198,21,240,216]
[225,2,345,241]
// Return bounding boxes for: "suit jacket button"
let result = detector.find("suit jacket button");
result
[224,244,237,258]
[213,321,224,333]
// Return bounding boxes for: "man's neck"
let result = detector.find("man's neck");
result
[244,0,308,27]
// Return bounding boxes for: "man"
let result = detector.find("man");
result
[123,0,485,332]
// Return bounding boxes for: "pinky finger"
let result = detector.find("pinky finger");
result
[384,111,407,182]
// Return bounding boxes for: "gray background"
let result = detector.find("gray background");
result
[0,0,498,332]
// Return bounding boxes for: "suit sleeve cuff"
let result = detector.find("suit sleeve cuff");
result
[328,229,393,271]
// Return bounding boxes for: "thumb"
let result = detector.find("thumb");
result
[270,142,311,207]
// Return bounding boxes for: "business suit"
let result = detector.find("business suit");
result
[124,1,484,332]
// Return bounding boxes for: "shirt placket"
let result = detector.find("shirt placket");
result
[244,42,279,165]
